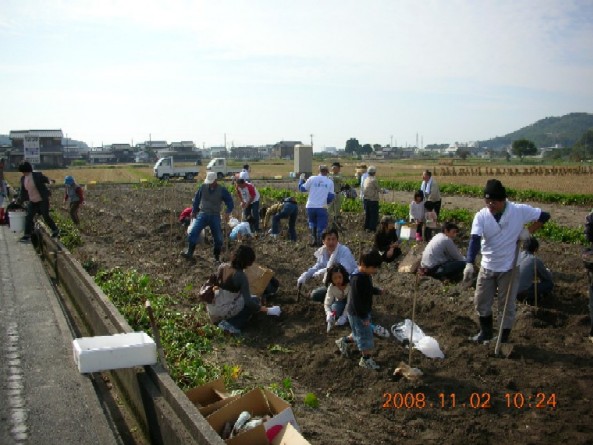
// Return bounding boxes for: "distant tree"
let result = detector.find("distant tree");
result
[511,138,538,159]
[456,148,470,160]
[570,129,593,160]
[373,144,382,152]
[361,143,373,155]
[345,138,361,155]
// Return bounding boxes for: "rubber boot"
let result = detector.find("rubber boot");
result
[471,315,493,343]
[499,328,511,344]
[181,242,196,260]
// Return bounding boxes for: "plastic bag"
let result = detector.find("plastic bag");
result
[391,319,444,359]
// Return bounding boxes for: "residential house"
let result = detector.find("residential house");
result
[8,129,64,168]
[272,141,302,160]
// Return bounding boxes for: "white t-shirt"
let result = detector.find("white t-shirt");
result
[303,174,334,209]
[470,201,541,272]
[359,172,369,199]
[239,170,250,180]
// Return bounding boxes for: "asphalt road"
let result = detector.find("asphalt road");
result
[0,225,122,445]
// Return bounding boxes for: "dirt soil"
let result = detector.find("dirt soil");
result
[52,183,593,445]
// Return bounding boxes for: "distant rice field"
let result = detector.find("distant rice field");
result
[3,159,591,194]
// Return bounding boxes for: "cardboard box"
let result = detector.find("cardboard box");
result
[185,378,240,416]
[272,423,311,445]
[207,388,300,445]
[244,263,274,297]
[399,223,417,241]
[398,244,426,274]
[72,332,157,373]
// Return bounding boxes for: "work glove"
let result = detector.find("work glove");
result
[267,306,281,316]
[297,274,307,287]
[519,228,531,241]
[462,263,474,287]
[299,173,306,180]
[312,268,326,280]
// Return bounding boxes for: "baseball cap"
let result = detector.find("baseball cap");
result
[204,172,217,184]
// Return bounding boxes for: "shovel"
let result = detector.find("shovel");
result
[393,272,424,381]
[494,241,521,358]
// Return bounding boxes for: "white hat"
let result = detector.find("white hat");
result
[367,165,377,173]
[204,172,217,184]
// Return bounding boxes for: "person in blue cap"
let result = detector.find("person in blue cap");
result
[64,175,84,224]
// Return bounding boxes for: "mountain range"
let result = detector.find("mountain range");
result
[479,112,593,149]
[2,112,592,150]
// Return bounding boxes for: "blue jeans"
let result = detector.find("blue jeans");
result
[271,203,298,241]
[244,200,260,232]
[188,212,223,258]
[306,208,328,239]
[431,260,466,281]
[348,314,374,352]
[331,299,346,317]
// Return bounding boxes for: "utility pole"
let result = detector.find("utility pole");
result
[310,134,314,147]
[390,135,393,148]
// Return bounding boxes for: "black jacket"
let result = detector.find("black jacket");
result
[346,272,381,320]
[19,172,51,203]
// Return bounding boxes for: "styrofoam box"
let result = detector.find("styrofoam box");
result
[399,224,417,241]
[73,332,157,373]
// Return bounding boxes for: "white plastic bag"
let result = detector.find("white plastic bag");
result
[391,319,444,359]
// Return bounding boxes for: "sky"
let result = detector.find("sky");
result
[1,0,593,151]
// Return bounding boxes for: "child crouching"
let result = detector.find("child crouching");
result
[335,249,384,370]
[324,263,351,330]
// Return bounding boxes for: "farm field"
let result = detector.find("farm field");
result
[4,159,593,195]
[45,171,593,445]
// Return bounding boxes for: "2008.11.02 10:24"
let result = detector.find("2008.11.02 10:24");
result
[381,392,557,409]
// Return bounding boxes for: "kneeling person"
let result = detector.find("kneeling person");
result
[420,222,466,281]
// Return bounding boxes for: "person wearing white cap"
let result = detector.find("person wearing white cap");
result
[298,165,335,246]
[182,172,234,262]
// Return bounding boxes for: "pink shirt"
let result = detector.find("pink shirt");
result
[24,174,42,203]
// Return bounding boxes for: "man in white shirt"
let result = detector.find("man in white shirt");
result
[299,165,335,246]
[462,179,550,344]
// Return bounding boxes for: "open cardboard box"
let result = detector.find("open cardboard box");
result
[185,378,240,417]
[207,387,300,445]
[271,423,311,445]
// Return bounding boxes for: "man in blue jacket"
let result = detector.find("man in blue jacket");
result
[182,172,234,262]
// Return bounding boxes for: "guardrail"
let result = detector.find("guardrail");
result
[36,230,225,445]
